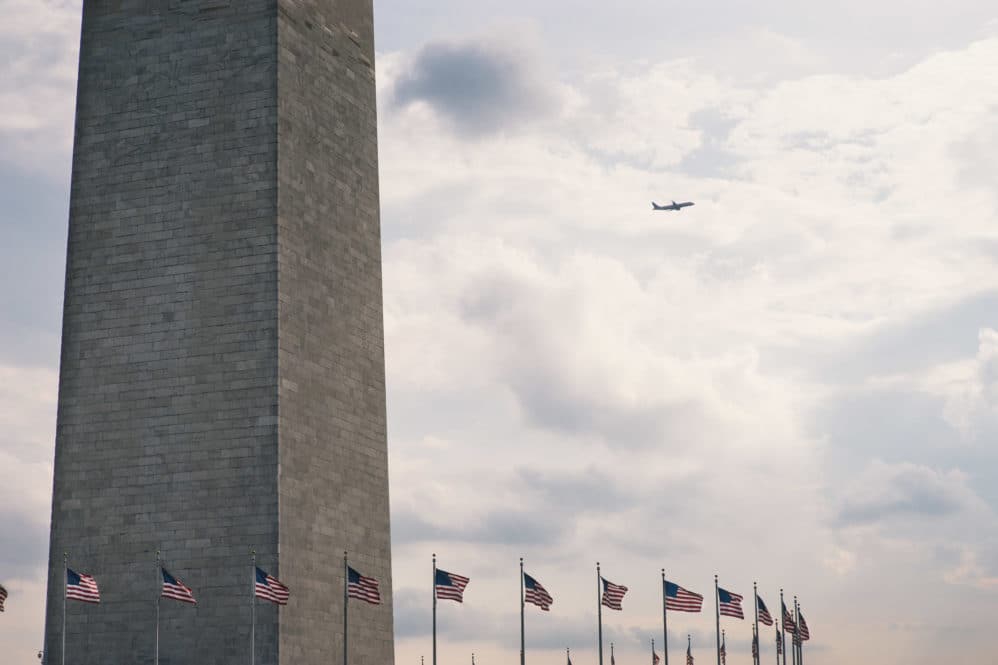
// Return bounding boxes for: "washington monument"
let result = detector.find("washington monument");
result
[43,2,393,663]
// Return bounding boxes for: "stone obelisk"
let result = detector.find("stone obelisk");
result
[43,2,392,663]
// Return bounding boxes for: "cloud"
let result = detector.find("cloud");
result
[390,33,561,136]
[836,461,979,526]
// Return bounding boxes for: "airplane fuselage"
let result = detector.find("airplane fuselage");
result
[652,200,695,211]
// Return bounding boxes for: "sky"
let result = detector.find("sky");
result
[2,0,998,663]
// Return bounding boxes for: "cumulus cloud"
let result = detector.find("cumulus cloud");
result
[836,461,979,526]
[390,33,562,136]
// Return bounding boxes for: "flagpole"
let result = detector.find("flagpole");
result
[652,638,655,665]
[432,554,437,665]
[567,648,570,665]
[597,562,604,665]
[779,589,786,665]
[611,642,614,665]
[251,550,256,665]
[661,570,669,665]
[713,575,720,665]
[62,553,67,665]
[520,557,526,665]
[155,550,160,665]
[794,597,799,665]
[793,597,801,665]
[753,582,759,665]
[343,552,349,665]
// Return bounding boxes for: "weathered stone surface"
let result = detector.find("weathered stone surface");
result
[44,2,392,663]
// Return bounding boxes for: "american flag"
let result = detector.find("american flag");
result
[348,566,381,605]
[653,650,661,665]
[757,594,774,626]
[601,577,627,610]
[66,569,100,604]
[775,627,783,655]
[567,652,573,665]
[435,568,470,603]
[782,602,796,634]
[523,572,553,611]
[798,611,810,641]
[0,583,6,612]
[719,634,726,664]
[717,587,743,619]
[751,631,759,659]
[686,640,694,665]
[255,567,290,605]
[665,580,703,613]
[161,568,197,604]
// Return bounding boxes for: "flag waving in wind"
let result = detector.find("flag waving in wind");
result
[686,636,694,665]
[798,611,811,641]
[665,580,704,613]
[161,568,197,604]
[775,626,783,655]
[601,577,628,610]
[523,572,553,611]
[757,594,774,626]
[348,567,382,605]
[66,569,100,604]
[782,601,796,634]
[0,583,7,612]
[718,587,744,619]
[435,569,470,603]
[255,567,290,605]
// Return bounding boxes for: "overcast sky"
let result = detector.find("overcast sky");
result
[3,1,998,663]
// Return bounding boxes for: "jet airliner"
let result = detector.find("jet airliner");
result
[652,200,695,211]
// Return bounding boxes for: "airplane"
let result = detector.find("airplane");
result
[652,200,695,211]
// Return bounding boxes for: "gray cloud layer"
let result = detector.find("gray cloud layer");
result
[391,39,558,136]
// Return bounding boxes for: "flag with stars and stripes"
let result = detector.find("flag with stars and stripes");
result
[798,611,810,641]
[720,634,726,664]
[161,568,197,605]
[348,566,382,605]
[757,594,774,626]
[665,580,703,613]
[66,569,100,604]
[776,626,783,655]
[523,572,553,611]
[686,640,694,665]
[752,631,759,659]
[601,577,628,610]
[255,567,290,605]
[435,568,470,603]
[0,583,7,612]
[718,587,743,619]
[782,602,796,634]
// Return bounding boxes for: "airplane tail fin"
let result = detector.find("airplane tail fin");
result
[652,202,663,210]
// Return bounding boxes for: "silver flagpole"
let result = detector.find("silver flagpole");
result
[520,557,526,665]
[432,554,437,665]
[796,597,801,665]
[155,550,160,665]
[714,575,721,665]
[779,589,786,665]
[251,551,256,665]
[596,563,604,665]
[62,553,67,665]
[753,583,759,665]
[344,552,349,665]
[661,570,669,665]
